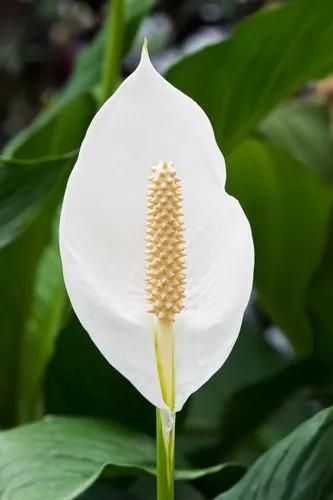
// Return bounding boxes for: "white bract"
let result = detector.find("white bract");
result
[59,44,254,411]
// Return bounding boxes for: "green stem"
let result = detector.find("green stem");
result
[157,408,175,500]
[155,319,176,500]
[99,0,124,107]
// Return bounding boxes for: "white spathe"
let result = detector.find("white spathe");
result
[59,44,254,411]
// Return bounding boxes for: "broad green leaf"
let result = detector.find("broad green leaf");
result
[0,68,93,428]
[4,92,95,160]
[259,103,333,182]
[0,151,77,247]
[258,102,333,368]
[16,219,67,422]
[0,416,234,500]
[227,138,333,354]
[0,97,89,425]
[258,102,333,369]
[0,177,69,426]
[0,93,94,247]
[0,417,155,500]
[215,407,333,500]
[166,0,333,153]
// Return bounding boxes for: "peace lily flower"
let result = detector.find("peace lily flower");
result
[59,41,254,499]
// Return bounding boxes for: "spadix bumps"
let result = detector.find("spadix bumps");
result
[59,44,254,411]
[146,161,186,321]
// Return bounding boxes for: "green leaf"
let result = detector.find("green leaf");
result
[0,417,155,500]
[16,219,68,422]
[0,151,77,247]
[0,96,87,425]
[0,178,69,426]
[0,416,234,500]
[215,407,333,500]
[227,138,333,354]
[258,102,333,370]
[166,0,333,153]
[0,92,94,247]
[257,102,333,368]
[0,73,94,428]
[259,103,333,182]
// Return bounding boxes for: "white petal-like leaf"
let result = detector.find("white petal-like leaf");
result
[59,47,254,410]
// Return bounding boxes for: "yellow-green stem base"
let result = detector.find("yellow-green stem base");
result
[157,407,175,500]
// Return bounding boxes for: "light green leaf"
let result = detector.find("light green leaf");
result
[259,103,333,182]
[167,0,333,153]
[0,416,234,500]
[227,138,333,354]
[215,407,333,500]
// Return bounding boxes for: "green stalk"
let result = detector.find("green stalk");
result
[99,0,124,107]
[155,319,176,500]
[156,408,175,500]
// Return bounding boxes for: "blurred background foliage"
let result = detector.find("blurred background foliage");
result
[1,0,333,499]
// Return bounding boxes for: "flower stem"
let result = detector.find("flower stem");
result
[156,408,175,500]
[155,319,176,500]
[99,0,124,107]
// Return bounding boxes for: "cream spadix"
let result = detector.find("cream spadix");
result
[59,44,254,411]
[146,161,186,321]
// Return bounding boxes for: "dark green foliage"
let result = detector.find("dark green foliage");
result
[0,416,236,500]
[45,315,156,436]
[227,138,332,354]
[166,0,333,154]
[215,407,333,500]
